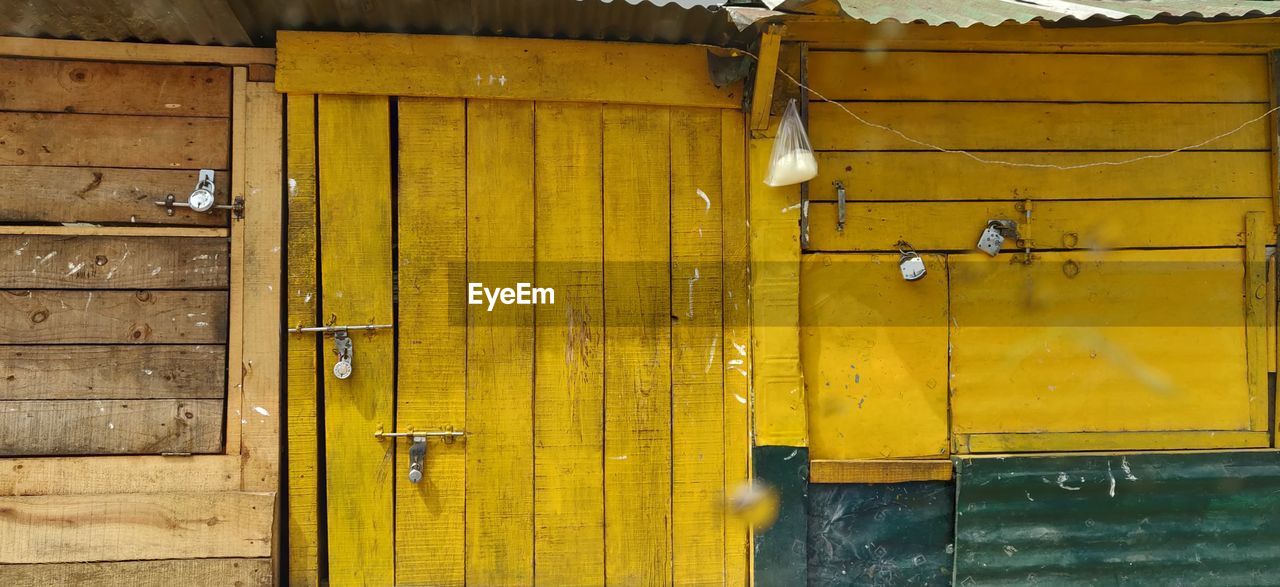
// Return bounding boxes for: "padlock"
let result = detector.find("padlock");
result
[977,220,1019,256]
[897,242,927,281]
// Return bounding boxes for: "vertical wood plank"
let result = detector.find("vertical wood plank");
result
[225,67,248,456]
[396,97,468,586]
[533,102,606,586]
[317,94,395,585]
[603,104,673,585]
[285,93,320,586]
[465,99,536,586]
[720,109,753,587]
[240,81,283,491]
[1246,212,1269,432]
[670,107,726,585]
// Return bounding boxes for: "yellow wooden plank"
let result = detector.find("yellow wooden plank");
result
[603,104,672,584]
[720,109,752,587]
[0,36,274,64]
[465,99,535,586]
[396,97,467,587]
[225,68,247,457]
[0,455,239,496]
[749,26,782,131]
[240,81,282,491]
[284,93,319,586]
[808,51,1269,102]
[809,102,1271,151]
[1246,212,1269,431]
[801,254,950,460]
[950,249,1251,440]
[749,134,806,446]
[807,199,1274,252]
[809,460,953,484]
[671,106,726,585]
[963,431,1270,453]
[532,101,605,586]
[317,94,394,585]
[277,32,741,108]
[813,151,1271,201]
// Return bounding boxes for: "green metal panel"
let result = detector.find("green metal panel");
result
[754,446,809,587]
[808,482,953,586]
[955,451,1280,585]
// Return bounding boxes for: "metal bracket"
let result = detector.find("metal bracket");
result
[833,180,846,233]
[375,426,468,485]
[155,170,243,218]
[287,323,392,380]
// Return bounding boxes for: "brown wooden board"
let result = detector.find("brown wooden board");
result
[0,112,228,169]
[0,290,228,344]
[0,345,225,400]
[0,398,223,455]
[0,558,270,587]
[0,166,230,226]
[0,236,228,289]
[0,455,239,496]
[0,58,231,117]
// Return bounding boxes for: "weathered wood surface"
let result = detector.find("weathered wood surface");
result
[0,345,225,399]
[0,236,228,289]
[0,491,273,563]
[0,58,231,117]
[0,166,229,226]
[0,290,228,344]
[0,399,223,455]
[0,455,239,496]
[0,112,228,169]
[0,558,270,587]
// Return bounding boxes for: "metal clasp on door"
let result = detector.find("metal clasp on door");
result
[286,323,393,379]
[374,426,467,484]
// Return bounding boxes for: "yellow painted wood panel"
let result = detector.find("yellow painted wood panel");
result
[809,460,953,484]
[808,51,1269,102]
[533,101,606,587]
[807,199,1274,252]
[809,102,1271,151]
[801,254,950,460]
[671,106,725,586]
[749,134,806,446]
[813,151,1271,201]
[465,99,535,586]
[963,431,1270,453]
[603,104,672,585]
[396,97,468,586]
[284,93,319,586]
[950,249,1251,440]
[277,32,741,108]
[720,110,752,587]
[317,94,395,585]
[1245,212,1269,431]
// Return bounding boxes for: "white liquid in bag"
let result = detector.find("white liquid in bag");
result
[764,149,818,187]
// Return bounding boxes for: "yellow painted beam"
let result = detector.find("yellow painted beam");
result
[810,460,953,484]
[1246,212,1270,432]
[749,26,783,131]
[277,31,742,108]
[963,431,1270,454]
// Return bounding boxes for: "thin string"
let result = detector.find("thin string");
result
[720,47,1280,171]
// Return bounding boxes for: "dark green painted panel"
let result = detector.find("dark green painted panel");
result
[955,451,1280,586]
[754,446,809,587]
[808,482,954,586]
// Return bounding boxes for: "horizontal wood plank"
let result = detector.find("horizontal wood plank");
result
[813,151,1270,200]
[809,460,953,484]
[0,58,230,117]
[277,31,741,108]
[808,51,1269,102]
[0,290,227,344]
[0,399,223,455]
[806,198,1272,251]
[0,558,270,587]
[0,37,274,65]
[962,431,1270,453]
[0,455,239,496]
[0,227,230,238]
[0,345,225,400]
[0,166,229,226]
[0,491,272,563]
[0,112,228,169]
[0,236,228,289]
[809,102,1271,151]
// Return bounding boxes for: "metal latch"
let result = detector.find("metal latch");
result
[287,323,393,380]
[155,170,244,218]
[977,220,1019,256]
[374,427,467,484]
[833,180,846,233]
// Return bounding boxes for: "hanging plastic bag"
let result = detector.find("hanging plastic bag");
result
[763,99,818,187]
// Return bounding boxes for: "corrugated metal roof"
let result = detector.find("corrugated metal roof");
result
[820,0,1280,27]
[954,451,1280,585]
[0,0,755,47]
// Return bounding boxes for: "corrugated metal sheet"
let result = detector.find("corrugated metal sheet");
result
[955,451,1280,585]
[808,482,954,586]
[822,0,1280,27]
[0,0,752,47]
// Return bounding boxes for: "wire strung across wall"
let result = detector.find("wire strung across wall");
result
[723,47,1280,171]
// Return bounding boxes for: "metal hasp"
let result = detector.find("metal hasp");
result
[374,427,467,484]
[286,323,393,380]
[155,170,245,218]
[833,180,846,233]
